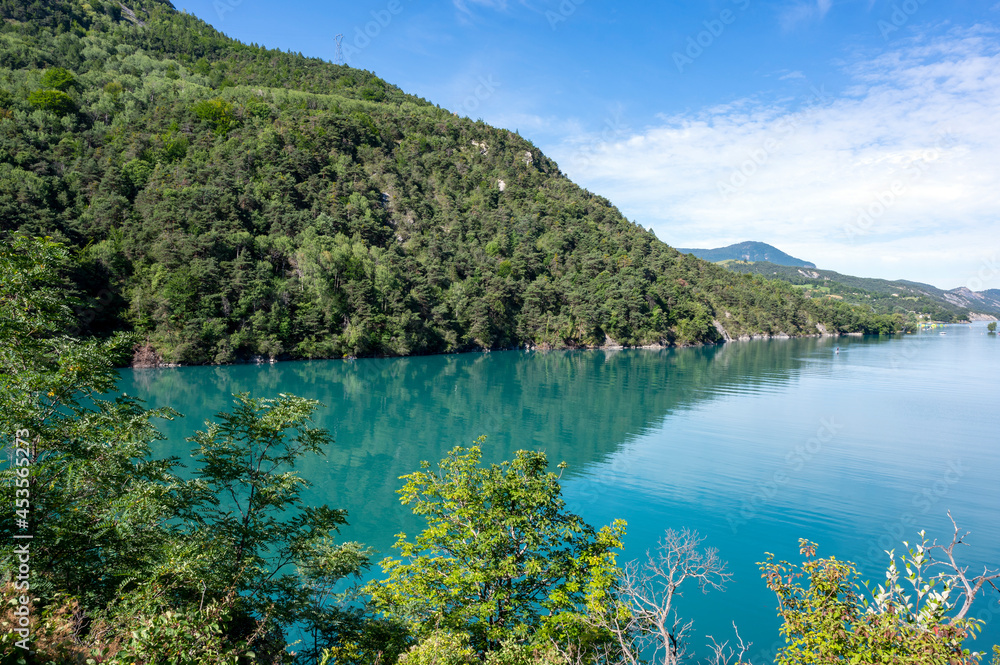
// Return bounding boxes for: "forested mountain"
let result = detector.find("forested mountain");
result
[723,262,1000,322]
[676,241,816,268]
[0,0,904,365]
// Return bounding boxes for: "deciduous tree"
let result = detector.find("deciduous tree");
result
[368,440,626,654]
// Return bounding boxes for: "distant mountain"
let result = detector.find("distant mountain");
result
[724,263,1000,322]
[0,0,910,364]
[934,286,1000,316]
[677,242,816,268]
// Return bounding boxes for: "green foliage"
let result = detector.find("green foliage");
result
[98,602,248,665]
[723,260,992,322]
[0,237,368,661]
[397,631,479,665]
[27,88,75,114]
[483,641,565,665]
[39,66,77,91]
[191,97,240,134]
[122,157,154,193]
[760,539,982,665]
[368,440,626,654]
[988,321,997,333]
[0,0,901,365]
[0,236,181,609]
[185,392,367,639]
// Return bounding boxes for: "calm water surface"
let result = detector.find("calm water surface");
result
[120,323,1000,659]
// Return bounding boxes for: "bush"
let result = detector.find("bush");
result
[40,67,77,92]
[397,631,478,665]
[192,98,239,134]
[27,89,75,114]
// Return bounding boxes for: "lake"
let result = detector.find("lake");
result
[119,323,1000,660]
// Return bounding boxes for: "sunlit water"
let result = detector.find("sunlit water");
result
[120,323,1000,660]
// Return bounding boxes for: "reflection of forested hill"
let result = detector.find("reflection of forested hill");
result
[122,339,848,552]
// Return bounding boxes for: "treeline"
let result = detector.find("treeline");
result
[2,238,998,664]
[0,0,905,364]
[723,261,976,323]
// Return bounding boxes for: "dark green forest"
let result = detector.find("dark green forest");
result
[0,0,904,365]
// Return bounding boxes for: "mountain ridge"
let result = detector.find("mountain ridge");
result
[677,241,816,268]
[723,262,1000,321]
[0,0,906,364]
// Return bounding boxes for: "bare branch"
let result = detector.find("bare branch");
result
[607,528,731,665]
[707,622,753,665]
[919,512,1000,623]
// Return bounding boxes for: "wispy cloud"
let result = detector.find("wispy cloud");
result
[780,0,835,31]
[550,28,1000,288]
[454,0,509,11]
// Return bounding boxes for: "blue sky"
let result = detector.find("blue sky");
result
[184,0,1000,289]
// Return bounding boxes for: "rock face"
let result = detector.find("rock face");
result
[713,319,732,342]
[943,287,1000,315]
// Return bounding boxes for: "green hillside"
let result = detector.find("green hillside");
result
[0,0,904,365]
[721,262,1000,322]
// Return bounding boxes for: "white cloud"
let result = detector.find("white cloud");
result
[780,0,835,31]
[453,0,509,12]
[549,29,1000,289]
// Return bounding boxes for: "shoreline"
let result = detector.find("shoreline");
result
[126,326,938,371]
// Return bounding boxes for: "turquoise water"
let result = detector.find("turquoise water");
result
[120,323,1000,659]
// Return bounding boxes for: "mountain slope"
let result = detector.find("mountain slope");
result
[0,0,904,364]
[677,241,816,268]
[723,263,1000,321]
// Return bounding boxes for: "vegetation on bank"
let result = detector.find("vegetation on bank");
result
[3,237,999,664]
[719,261,998,323]
[0,0,908,366]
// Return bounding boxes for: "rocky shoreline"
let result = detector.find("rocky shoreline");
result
[128,325,881,369]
